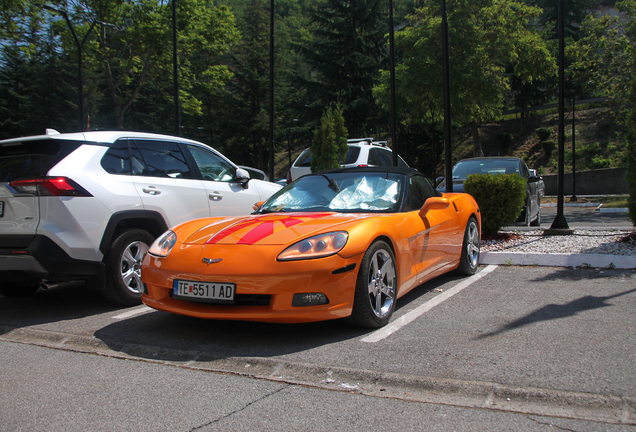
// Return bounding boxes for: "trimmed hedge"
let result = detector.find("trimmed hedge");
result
[464,173,527,236]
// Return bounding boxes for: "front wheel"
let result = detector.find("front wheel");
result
[348,240,397,328]
[456,217,480,275]
[102,229,154,306]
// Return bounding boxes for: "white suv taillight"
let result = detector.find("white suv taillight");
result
[10,177,93,197]
[286,171,292,184]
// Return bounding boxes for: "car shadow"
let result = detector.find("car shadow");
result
[0,281,127,336]
[92,273,465,362]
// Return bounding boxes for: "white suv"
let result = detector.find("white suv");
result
[286,138,409,183]
[0,130,281,305]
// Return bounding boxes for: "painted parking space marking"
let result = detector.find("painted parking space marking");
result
[112,305,154,320]
[361,264,498,343]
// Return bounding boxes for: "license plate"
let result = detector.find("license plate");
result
[172,280,235,304]
[0,201,3,217]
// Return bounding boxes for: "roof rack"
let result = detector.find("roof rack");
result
[347,138,388,147]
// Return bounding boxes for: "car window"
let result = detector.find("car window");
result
[187,144,235,182]
[294,149,312,167]
[367,148,381,166]
[376,149,394,166]
[0,139,84,182]
[131,140,192,179]
[101,139,130,174]
[344,146,361,164]
[408,175,437,211]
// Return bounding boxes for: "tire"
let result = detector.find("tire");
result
[102,229,154,306]
[0,282,40,298]
[530,195,541,226]
[348,240,397,328]
[456,216,480,276]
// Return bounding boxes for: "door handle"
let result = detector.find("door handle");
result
[209,191,223,201]
[142,186,161,195]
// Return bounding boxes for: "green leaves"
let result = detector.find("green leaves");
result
[464,173,527,236]
[310,104,348,173]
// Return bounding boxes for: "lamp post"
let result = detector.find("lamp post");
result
[549,0,570,230]
[172,0,180,136]
[389,0,398,166]
[441,0,453,192]
[39,5,114,131]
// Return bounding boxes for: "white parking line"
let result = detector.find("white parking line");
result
[112,305,154,320]
[361,264,498,343]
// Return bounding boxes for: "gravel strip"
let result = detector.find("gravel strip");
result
[481,230,636,255]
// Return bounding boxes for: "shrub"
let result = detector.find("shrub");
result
[496,132,514,152]
[541,140,556,155]
[464,173,527,236]
[535,127,552,141]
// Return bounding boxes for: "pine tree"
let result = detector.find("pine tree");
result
[299,0,388,137]
[310,105,349,173]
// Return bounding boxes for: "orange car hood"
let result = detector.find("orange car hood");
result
[184,212,370,246]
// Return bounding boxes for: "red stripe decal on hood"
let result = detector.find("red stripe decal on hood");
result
[206,213,332,245]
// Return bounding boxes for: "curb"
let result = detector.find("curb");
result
[480,252,636,269]
[0,325,634,425]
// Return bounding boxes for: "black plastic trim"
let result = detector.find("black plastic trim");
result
[99,210,168,255]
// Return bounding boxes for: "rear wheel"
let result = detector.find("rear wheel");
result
[102,229,154,306]
[0,282,40,298]
[456,217,480,275]
[530,195,541,226]
[348,240,397,328]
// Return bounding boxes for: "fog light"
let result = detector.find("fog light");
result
[292,293,329,307]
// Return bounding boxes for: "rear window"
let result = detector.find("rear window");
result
[0,139,84,182]
[294,145,362,168]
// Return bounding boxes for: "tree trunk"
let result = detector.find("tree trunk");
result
[471,121,484,157]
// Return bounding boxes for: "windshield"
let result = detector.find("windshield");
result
[452,159,520,179]
[259,172,404,213]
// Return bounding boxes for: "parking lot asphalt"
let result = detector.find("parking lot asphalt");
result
[484,203,635,269]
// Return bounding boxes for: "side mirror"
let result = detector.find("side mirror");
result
[419,197,450,218]
[235,168,250,189]
[435,176,444,187]
[253,201,265,211]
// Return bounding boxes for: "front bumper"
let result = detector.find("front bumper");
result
[141,244,361,323]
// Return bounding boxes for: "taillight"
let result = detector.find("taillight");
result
[357,164,369,167]
[10,177,93,197]
[286,171,292,184]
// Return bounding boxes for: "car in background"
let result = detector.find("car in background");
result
[239,166,269,182]
[141,166,480,328]
[0,129,282,304]
[286,138,409,183]
[436,157,542,226]
[529,169,545,197]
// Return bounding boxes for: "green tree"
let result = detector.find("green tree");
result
[310,105,348,173]
[299,0,388,137]
[375,0,557,157]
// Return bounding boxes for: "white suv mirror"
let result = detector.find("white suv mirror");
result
[235,168,251,188]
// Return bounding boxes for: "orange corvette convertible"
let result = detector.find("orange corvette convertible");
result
[141,167,481,328]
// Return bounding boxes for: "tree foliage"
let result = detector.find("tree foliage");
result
[310,105,348,173]
[375,0,557,157]
[299,0,388,137]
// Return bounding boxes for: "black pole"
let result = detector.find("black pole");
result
[389,0,398,166]
[173,0,180,136]
[441,0,453,192]
[60,13,96,131]
[571,95,577,201]
[550,0,569,229]
[268,0,275,181]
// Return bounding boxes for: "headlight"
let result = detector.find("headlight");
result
[148,230,177,257]
[278,232,348,261]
